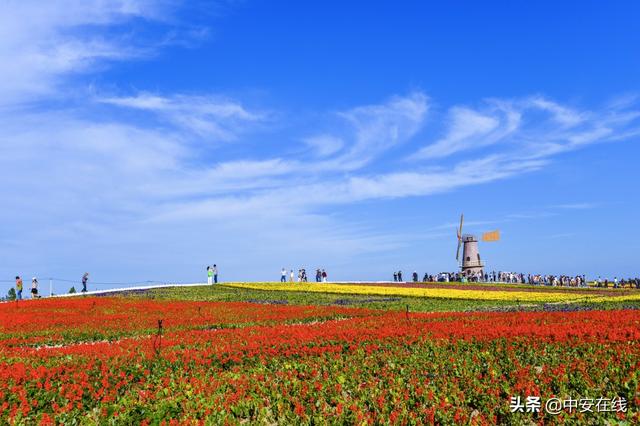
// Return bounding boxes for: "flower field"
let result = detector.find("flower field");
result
[221,282,634,303]
[0,293,638,425]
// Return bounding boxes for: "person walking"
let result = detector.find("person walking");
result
[321,269,327,282]
[207,266,213,285]
[31,277,38,299]
[412,271,418,282]
[397,270,403,282]
[15,276,23,300]
[81,272,89,293]
[212,264,218,284]
[281,268,287,282]
[289,269,294,283]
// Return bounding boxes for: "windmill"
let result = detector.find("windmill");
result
[455,214,499,276]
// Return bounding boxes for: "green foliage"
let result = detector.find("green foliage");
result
[7,288,16,301]
[133,284,640,312]
[141,285,519,312]
[68,286,76,294]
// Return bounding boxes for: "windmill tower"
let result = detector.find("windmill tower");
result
[456,214,484,276]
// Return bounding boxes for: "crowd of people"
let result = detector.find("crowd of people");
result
[8,266,639,301]
[280,268,328,282]
[594,276,640,289]
[12,273,91,300]
[391,270,640,288]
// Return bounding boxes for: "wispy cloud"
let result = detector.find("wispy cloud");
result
[410,95,640,164]
[338,92,429,164]
[303,92,429,171]
[427,220,503,232]
[528,97,585,126]
[0,0,187,105]
[335,155,546,202]
[540,233,575,240]
[551,203,597,210]
[303,135,344,157]
[96,91,637,225]
[99,92,264,139]
[506,212,557,220]
[2,87,637,253]
[411,102,519,159]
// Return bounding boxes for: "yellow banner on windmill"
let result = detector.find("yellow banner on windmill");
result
[482,230,500,242]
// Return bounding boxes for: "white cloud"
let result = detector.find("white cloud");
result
[0,0,187,105]
[138,159,300,198]
[540,233,575,240]
[412,105,508,159]
[528,97,584,126]
[100,92,263,139]
[134,91,640,232]
[336,92,429,168]
[506,212,557,220]
[337,155,547,202]
[410,95,640,163]
[59,92,635,228]
[427,219,503,231]
[551,203,596,210]
[303,135,344,157]
[300,92,429,171]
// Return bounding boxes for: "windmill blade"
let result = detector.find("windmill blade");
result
[455,214,464,261]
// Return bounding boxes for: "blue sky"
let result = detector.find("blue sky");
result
[1,0,639,289]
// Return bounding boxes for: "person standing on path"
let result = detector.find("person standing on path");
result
[15,276,23,300]
[281,268,287,282]
[207,266,213,285]
[321,269,327,283]
[31,277,38,299]
[289,269,294,283]
[82,272,89,293]
[212,264,218,284]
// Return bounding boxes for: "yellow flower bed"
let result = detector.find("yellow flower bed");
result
[222,282,603,303]
[589,293,640,303]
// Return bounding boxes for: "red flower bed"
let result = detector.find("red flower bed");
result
[0,298,637,424]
